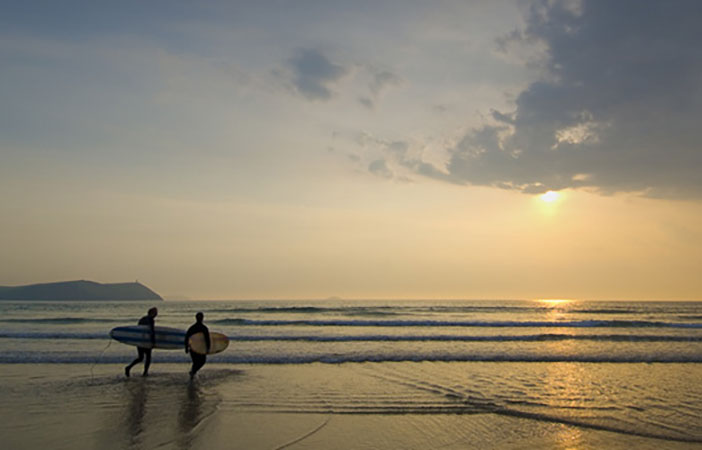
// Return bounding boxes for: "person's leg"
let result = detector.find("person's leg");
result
[195,354,206,374]
[142,348,152,376]
[190,353,206,378]
[189,352,197,378]
[125,348,145,377]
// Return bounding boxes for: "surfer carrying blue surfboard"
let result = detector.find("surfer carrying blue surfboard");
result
[124,307,158,377]
[185,312,210,379]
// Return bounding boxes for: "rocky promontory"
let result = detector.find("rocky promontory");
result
[0,280,163,301]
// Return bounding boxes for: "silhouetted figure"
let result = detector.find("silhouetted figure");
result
[185,312,210,379]
[125,307,158,377]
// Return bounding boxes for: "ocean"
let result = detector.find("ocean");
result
[0,299,700,449]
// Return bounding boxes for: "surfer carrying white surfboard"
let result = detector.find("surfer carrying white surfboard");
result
[185,312,210,379]
[124,307,158,377]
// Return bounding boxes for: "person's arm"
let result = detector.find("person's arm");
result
[204,327,211,353]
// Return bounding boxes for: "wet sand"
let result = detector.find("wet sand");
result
[2,363,701,449]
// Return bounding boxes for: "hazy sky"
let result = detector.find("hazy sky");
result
[2,0,701,300]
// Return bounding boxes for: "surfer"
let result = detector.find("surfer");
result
[185,312,210,379]
[125,307,158,377]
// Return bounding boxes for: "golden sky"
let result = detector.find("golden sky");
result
[1,1,701,300]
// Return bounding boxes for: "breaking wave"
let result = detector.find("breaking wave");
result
[210,318,702,328]
[5,331,702,342]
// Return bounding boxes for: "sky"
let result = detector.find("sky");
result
[1,0,701,300]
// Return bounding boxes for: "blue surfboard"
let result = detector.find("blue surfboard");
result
[110,325,185,350]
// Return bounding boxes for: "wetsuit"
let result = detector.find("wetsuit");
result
[125,315,155,377]
[185,322,210,377]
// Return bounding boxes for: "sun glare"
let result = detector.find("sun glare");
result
[540,191,560,202]
[538,299,574,306]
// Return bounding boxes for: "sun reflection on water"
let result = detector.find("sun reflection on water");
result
[538,298,587,448]
[538,299,575,306]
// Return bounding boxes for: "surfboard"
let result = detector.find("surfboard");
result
[188,332,229,355]
[110,325,185,350]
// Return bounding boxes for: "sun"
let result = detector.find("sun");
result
[540,191,560,203]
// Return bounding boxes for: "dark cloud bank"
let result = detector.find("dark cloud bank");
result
[399,0,702,199]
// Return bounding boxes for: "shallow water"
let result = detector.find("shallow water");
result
[0,300,700,447]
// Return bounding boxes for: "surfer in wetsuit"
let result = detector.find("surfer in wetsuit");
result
[185,312,210,379]
[125,307,158,377]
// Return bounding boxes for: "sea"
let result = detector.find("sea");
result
[0,299,701,448]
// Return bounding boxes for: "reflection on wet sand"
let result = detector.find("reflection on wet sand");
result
[123,380,149,449]
[111,369,240,449]
[542,362,586,449]
[177,382,203,449]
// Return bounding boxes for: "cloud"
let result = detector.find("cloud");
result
[345,130,453,183]
[359,70,403,109]
[287,48,346,101]
[403,0,702,199]
[370,70,402,95]
[368,159,393,178]
[282,51,402,108]
[358,96,374,109]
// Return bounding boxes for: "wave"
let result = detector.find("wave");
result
[207,305,540,317]
[191,303,702,316]
[206,305,650,316]
[210,318,702,328]
[2,352,701,364]
[0,332,107,339]
[228,333,702,342]
[0,317,124,324]
[3,332,701,342]
[569,308,632,314]
[209,306,400,316]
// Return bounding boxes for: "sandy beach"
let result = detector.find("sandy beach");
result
[2,362,701,450]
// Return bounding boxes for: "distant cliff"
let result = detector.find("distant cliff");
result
[0,280,163,301]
